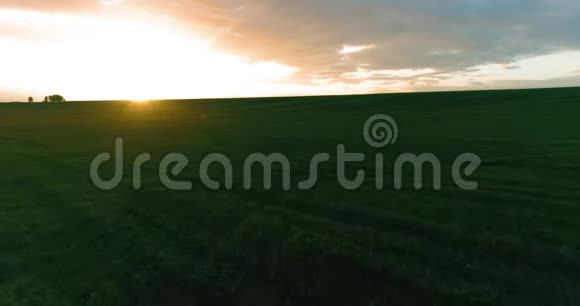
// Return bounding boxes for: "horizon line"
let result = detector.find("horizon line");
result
[2,85,579,104]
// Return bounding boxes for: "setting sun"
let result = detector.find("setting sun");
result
[0,8,298,101]
[131,99,150,104]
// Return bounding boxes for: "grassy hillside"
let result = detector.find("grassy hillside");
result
[1,88,579,305]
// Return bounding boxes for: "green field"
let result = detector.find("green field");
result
[1,88,579,305]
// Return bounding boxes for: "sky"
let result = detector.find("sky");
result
[1,0,579,101]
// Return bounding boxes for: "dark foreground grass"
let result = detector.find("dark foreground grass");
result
[0,88,579,305]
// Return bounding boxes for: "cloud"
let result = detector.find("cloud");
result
[182,0,580,84]
[338,44,375,55]
[100,0,122,8]
[408,51,580,91]
[434,51,580,86]
[429,49,463,56]
[1,0,97,12]
[342,68,436,80]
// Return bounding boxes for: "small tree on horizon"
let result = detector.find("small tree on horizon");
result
[48,95,66,103]
[43,96,49,103]
[28,97,34,103]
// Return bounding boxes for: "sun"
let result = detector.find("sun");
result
[131,99,150,104]
[0,9,298,101]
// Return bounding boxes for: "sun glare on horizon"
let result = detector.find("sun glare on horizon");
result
[130,98,151,104]
[0,8,299,101]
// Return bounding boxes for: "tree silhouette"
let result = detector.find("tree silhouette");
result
[43,96,49,103]
[28,97,34,103]
[48,95,66,103]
